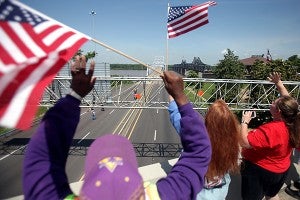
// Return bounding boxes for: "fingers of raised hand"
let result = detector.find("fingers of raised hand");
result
[242,111,252,122]
[273,72,281,77]
[246,111,252,117]
[88,60,95,77]
[71,55,87,74]
[91,77,96,87]
[268,72,280,81]
[275,72,281,79]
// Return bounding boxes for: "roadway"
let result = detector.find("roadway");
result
[0,81,180,199]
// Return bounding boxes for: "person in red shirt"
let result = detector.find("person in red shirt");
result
[240,72,300,200]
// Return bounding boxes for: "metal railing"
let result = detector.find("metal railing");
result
[0,138,182,158]
[41,76,300,111]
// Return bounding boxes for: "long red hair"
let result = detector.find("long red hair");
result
[205,99,240,180]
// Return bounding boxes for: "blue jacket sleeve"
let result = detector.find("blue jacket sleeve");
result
[23,95,81,200]
[168,100,181,134]
[157,103,211,200]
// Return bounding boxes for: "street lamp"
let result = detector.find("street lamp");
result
[89,10,96,51]
[89,10,96,108]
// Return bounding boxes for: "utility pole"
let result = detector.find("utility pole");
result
[89,10,96,52]
[90,10,96,109]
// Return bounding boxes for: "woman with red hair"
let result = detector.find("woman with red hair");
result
[168,98,241,199]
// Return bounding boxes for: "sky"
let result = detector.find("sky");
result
[23,0,300,66]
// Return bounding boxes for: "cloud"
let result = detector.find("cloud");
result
[221,49,228,54]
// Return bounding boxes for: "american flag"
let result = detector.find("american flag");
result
[167,1,217,39]
[0,0,90,130]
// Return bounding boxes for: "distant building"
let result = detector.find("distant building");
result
[172,57,211,76]
[240,55,270,74]
[240,50,272,74]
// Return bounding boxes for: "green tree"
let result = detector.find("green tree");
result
[286,55,300,79]
[248,60,273,105]
[186,70,198,78]
[213,49,244,101]
[287,55,300,70]
[251,57,299,81]
[270,59,299,81]
[72,49,97,61]
[186,70,201,90]
[213,49,244,79]
[249,58,299,106]
[85,51,97,61]
[249,60,272,80]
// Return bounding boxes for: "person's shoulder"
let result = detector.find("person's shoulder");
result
[258,121,286,132]
[260,120,284,126]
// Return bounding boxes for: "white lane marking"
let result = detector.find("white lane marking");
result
[109,110,115,115]
[1,109,89,161]
[80,112,86,116]
[0,145,26,161]
[78,131,91,143]
[156,109,158,114]
[154,130,157,141]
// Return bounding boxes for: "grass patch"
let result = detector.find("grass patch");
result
[201,83,216,99]
[36,107,48,118]
[0,127,11,135]
[185,82,216,103]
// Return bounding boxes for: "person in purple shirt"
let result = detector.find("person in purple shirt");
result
[23,55,211,200]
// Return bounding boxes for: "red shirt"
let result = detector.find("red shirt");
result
[242,121,292,173]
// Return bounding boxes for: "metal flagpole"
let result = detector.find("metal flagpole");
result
[166,3,170,71]
[90,10,96,52]
[91,38,162,75]
[89,10,97,111]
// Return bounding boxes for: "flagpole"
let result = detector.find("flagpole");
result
[166,3,170,71]
[91,38,162,75]
[90,10,97,53]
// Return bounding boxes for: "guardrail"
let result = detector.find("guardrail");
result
[0,138,182,158]
[42,77,300,111]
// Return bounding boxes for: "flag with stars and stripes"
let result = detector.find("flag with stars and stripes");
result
[0,0,90,130]
[167,1,217,39]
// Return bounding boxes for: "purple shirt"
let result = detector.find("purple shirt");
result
[23,95,211,200]
[157,102,211,200]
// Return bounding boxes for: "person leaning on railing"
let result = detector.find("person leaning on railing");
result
[240,72,300,200]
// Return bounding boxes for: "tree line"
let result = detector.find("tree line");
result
[213,49,300,81]
[185,49,300,127]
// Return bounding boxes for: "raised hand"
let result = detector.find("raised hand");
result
[267,72,281,84]
[267,72,289,96]
[71,55,96,98]
[161,71,188,106]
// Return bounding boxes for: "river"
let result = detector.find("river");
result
[110,70,147,77]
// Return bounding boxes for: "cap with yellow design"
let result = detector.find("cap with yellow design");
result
[80,134,144,200]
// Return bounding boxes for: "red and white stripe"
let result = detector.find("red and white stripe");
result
[0,0,89,129]
[168,1,216,38]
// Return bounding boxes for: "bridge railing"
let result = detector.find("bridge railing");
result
[41,76,300,111]
[0,138,182,158]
